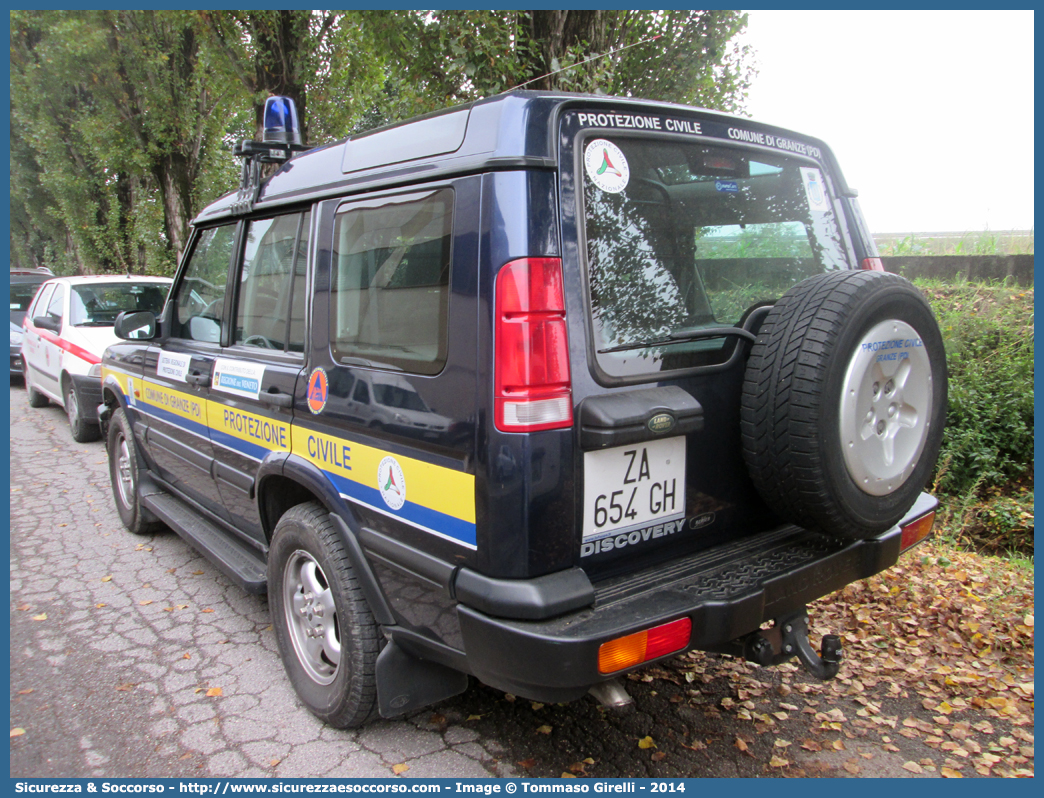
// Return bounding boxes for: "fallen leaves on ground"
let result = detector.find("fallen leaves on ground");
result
[391,764,409,775]
[651,538,1034,778]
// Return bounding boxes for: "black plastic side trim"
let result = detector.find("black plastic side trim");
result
[387,625,471,675]
[214,461,253,494]
[145,427,212,474]
[453,566,595,621]
[358,527,458,595]
[578,386,704,450]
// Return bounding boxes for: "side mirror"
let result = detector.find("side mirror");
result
[114,310,157,341]
[32,315,61,333]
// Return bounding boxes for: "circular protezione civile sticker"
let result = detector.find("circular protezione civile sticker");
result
[306,367,328,415]
[584,138,630,193]
[377,456,406,511]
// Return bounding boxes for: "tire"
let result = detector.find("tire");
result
[107,407,161,535]
[741,270,947,540]
[66,380,101,443]
[25,368,49,408]
[268,502,381,728]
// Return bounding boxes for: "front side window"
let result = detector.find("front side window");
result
[581,136,850,378]
[70,283,168,327]
[174,225,236,342]
[330,189,452,374]
[233,211,310,352]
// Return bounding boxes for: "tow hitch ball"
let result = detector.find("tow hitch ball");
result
[743,608,842,680]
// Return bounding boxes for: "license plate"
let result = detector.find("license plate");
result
[583,437,686,540]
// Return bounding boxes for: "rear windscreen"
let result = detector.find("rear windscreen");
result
[580,136,850,377]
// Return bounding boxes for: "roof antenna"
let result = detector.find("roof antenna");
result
[499,34,663,95]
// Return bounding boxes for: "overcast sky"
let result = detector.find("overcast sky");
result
[738,10,1034,233]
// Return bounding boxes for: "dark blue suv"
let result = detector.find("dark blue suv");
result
[101,92,947,727]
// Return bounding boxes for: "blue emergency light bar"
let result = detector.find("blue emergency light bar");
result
[263,96,302,146]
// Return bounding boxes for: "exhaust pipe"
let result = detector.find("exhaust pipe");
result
[588,678,634,708]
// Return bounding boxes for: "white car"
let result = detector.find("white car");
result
[22,275,171,441]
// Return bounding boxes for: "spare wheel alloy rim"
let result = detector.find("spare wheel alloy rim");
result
[283,549,341,685]
[839,319,933,496]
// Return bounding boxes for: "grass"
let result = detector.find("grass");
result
[914,277,1034,557]
[876,228,1034,256]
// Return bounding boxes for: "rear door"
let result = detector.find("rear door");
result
[299,179,480,574]
[22,282,55,388]
[140,224,236,516]
[209,211,311,544]
[559,109,856,573]
[33,283,66,399]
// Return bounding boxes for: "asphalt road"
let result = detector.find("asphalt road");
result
[9,383,1016,779]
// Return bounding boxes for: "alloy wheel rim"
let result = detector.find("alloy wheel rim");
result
[66,388,79,428]
[115,433,135,508]
[283,549,341,685]
[839,319,933,496]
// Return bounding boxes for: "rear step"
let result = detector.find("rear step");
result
[141,492,268,594]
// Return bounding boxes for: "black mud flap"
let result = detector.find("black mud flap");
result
[376,640,469,718]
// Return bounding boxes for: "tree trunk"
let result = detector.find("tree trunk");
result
[252,11,311,142]
[153,152,193,264]
[526,10,609,89]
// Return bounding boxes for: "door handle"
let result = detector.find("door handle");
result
[186,372,209,386]
[259,389,294,409]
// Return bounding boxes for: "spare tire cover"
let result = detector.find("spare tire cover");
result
[741,270,947,540]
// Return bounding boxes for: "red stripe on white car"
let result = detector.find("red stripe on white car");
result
[29,326,102,365]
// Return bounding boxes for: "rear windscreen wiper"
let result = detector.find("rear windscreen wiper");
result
[597,325,755,355]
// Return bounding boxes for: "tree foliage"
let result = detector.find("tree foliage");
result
[10,10,753,276]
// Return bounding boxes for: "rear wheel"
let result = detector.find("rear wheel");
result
[107,407,161,535]
[741,270,947,540]
[25,368,48,408]
[66,380,101,443]
[268,502,380,728]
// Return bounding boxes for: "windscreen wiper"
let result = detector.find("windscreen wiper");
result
[598,325,755,355]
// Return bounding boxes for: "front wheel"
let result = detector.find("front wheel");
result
[66,381,101,443]
[268,502,380,728]
[107,407,161,535]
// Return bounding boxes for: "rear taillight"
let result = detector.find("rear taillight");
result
[860,257,885,271]
[598,617,692,674]
[899,511,935,552]
[494,257,572,432]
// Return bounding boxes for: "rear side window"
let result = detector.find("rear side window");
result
[580,137,850,377]
[330,189,452,374]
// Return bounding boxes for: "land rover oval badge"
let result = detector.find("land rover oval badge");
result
[648,412,676,434]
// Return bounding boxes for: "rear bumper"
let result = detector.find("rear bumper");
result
[457,493,937,702]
